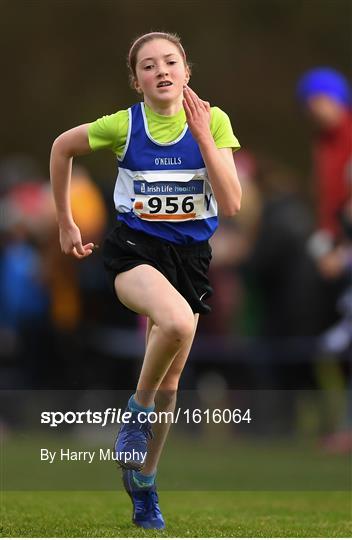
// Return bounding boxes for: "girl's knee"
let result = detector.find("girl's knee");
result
[160,310,195,343]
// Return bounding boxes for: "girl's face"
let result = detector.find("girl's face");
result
[134,39,189,108]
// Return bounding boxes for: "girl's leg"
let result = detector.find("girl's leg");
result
[115,264,195,408]
[142,314,199,475]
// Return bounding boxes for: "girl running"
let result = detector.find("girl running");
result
[50,31,241,530]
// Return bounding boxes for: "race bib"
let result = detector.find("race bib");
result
[132,175,206,221]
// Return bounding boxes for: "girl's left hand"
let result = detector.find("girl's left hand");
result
[183,86,212,144]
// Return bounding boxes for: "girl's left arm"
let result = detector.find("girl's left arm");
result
[183,86,242,216]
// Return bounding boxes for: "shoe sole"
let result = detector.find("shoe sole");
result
[112,439,145,471]
[133,519,165,530]
[117,458,144,471]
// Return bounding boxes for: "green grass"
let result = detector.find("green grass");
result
[1,432,351,536]
[1,490,351,537]
[2,433,350,490]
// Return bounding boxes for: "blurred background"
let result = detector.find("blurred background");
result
[0,0,351,455]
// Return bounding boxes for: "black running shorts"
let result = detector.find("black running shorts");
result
[102,221,213,314]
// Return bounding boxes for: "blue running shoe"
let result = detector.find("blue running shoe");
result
[114,410,153,470]
[122,469,165,529]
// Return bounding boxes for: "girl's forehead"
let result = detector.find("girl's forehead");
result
[137,39,181,63]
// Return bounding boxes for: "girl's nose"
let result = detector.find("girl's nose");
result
[157,65,169,77]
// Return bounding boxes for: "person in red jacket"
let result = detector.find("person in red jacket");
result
[297,67,351,241]
[297,68,352,454]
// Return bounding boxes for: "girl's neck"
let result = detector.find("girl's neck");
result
[144,96,184,116]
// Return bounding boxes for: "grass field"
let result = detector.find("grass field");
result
[2,433,350,491]
[1,490,351,537]
[1,429,351,536]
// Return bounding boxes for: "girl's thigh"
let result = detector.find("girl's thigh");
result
[114,264,194,327]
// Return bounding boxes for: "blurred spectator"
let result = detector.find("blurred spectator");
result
[297,67,352,453]
[0,159,116,387]
[0,154,43,196]
[296,67,351,331]
[296,67,351,239]
[245,157,315,340]
[47,165,108,331]
[0,159,53,386]
[199,150,262,336]
[240,157,317,433]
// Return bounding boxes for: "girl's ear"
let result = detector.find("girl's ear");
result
[134,79,143,94]
[185,68,190,85]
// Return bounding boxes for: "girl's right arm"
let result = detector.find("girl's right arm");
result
[50,124,95,259]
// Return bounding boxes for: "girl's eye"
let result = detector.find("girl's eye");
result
[144,65,153,70]
[168,61,177,65]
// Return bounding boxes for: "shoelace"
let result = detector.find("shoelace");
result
[146,490,160,515]
[136,489,160,516]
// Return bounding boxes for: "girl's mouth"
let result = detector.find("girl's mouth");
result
[157,81,173,88]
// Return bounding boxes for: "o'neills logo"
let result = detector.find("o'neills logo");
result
[155,157,182,166]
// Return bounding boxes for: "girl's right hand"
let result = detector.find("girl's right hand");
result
[59,222,94,259]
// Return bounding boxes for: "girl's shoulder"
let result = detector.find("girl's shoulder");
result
[90,108,129,133]
[210,106,231,126]
[88,109,129,154]
[209,106,240,150]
